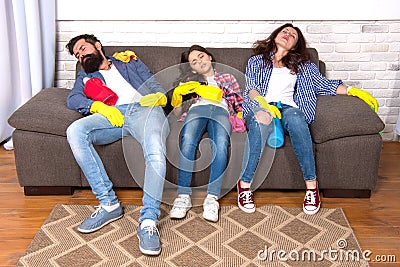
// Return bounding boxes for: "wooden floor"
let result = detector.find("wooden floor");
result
[0,142,399,266]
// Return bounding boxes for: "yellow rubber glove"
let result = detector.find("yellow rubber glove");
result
[347,87,379,112]
[112,50,137,62]
[254,96,282,119]
[140,92,167,107]
[90,101,124,127]
[193,85,223,103]
[237,111,243,119]
[171,81,200,107]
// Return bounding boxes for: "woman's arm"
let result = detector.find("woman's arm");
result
[336,84,348,95]
[248,89,262,100]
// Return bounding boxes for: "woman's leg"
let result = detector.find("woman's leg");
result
[280,105,316,182]
[239,108,272,184]
[237,108,272,213]
[280,104,320,214]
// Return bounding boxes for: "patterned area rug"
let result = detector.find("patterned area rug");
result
[18,204,369,267]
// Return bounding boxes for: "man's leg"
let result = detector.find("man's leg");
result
[66,113,124,233]
[124,104,169,255]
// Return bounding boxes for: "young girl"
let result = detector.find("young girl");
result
[237,23,378,215]
[170,45,243,222]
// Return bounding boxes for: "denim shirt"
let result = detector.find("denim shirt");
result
[67,56,165,115]
[243,54,343,124]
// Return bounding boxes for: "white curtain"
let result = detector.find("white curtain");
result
[0,0,55,144]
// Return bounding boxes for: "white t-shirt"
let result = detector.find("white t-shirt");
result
[99,64,142,105]
[190,76,228,111]
[264,67,297,108]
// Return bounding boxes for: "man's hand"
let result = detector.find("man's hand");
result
[90,101,124,127]
[254,96,282,119]
[140,92,167,107]
[347,87,379,112]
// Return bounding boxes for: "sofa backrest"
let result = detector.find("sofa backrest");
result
[76,46,324,78]
[76,46,324,100]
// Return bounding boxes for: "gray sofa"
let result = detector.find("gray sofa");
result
[8,46,385,198]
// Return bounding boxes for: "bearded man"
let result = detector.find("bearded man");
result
[66,34,169,256]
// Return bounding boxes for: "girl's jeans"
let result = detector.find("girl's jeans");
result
[177,105,231,197]
[239,104,316,184]
[67,103,169,224]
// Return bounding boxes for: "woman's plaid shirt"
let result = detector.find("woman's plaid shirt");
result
[243,54,342,124]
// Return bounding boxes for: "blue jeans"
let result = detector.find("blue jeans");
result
[67,103,169,224]
[177,105,231,197]
[240,104,316,183]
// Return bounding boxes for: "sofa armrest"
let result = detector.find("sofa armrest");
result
[310,95,385,143]
[8,88,82,137]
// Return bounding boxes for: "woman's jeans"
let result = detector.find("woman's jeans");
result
[177,105,231,197]
[239,104,316,184]
[67,103,169,224]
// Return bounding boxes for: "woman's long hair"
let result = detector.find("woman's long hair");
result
[253,23,310,74]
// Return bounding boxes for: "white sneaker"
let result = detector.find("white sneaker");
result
[3,138,13,151]
[170,194,192,219]
[203,195,219,222]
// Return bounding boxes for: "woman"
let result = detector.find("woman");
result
[237,23,378,215]
[170,45,243,222]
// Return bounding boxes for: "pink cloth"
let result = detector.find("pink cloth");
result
[229,115,246,132]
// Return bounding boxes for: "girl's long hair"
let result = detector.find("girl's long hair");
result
[177,44,216,85]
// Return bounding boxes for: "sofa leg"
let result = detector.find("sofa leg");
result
[24,186,74,196]
[322,189,371,198]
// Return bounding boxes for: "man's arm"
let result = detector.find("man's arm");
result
[129,57,166,95]
[66,71,94,115]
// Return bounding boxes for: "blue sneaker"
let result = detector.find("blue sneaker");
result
[137,224,161,255]
[78,205,123,233]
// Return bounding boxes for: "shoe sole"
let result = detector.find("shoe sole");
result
[203,213,218,222]
[238,204,256,214]
[303,204,321,215]
[169,207,191,219]
[77,214,123,234]
[137,235,161,256]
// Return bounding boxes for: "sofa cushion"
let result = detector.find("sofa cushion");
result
[8,88,81,137]
[311,95,385,143]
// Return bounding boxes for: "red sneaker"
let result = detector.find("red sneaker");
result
[303,181,321,215]
[237,180,256,213]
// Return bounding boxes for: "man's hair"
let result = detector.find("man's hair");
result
[66,34,105,56]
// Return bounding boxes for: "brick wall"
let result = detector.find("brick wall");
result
[55,20,400,141]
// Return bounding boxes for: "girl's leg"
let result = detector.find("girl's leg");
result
[206,106,231,197]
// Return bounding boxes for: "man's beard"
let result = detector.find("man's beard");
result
[81,50,103,73]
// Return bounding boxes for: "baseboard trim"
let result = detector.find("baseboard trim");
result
[322,189,371,198]
[24,186,74,196]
